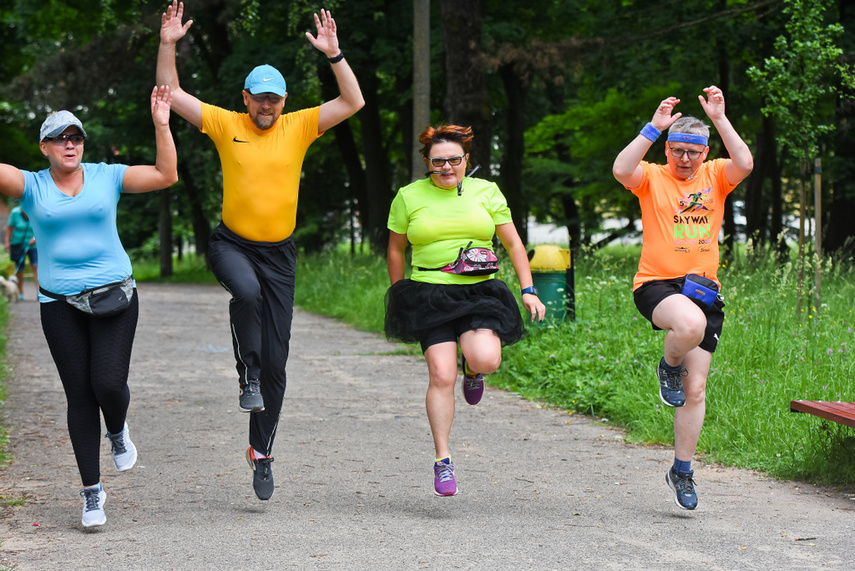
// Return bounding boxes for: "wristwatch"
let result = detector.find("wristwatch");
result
[521,286,539,296]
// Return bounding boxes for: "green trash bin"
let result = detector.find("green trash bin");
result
[527,245,574,322]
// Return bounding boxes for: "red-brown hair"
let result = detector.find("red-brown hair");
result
[418,125,474,166]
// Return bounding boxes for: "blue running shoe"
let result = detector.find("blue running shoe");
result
[666,469,698,510]
[656,361,686,407]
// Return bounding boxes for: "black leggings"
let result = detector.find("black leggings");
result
[40,291,139,486]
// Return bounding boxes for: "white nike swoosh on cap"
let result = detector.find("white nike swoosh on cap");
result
[262,78,274,82]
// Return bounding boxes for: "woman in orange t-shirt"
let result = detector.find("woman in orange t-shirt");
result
[612,86,753,511]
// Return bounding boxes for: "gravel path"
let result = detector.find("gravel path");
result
[0,281,852,570]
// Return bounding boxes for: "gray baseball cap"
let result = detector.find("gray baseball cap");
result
[39,110,87,142]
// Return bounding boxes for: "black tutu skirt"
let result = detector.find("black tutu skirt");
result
[384,278,526,346]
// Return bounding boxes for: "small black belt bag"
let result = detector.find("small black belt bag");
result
[40,276,134,317]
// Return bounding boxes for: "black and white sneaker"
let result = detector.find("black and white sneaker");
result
[666,469,698,510]
[239,379,264,412]
[246,447,274,500]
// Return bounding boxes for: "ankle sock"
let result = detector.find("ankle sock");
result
[672,458,692,475]
[660,357,682,372]
[252,448,267,460]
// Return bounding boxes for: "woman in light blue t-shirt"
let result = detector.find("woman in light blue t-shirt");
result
[0,87,178,529]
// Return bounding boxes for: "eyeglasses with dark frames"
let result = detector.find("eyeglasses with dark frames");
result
[46,134,85,145]
[428,155,465,167]
[248,93,283,105]
[667,145,704,160]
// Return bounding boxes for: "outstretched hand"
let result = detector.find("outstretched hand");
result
[161,0,193,45]
[650,97,682,132]
[305,9,340,58]
[151,85,174,127]
[699,86,726,121]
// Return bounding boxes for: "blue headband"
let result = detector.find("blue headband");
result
[667,132,708,146]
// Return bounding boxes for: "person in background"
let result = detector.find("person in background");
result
[5,204,38,300]
[157,0,364,501]
[0,87,178,528]
[612,86,753,510]
[385,124,545,497]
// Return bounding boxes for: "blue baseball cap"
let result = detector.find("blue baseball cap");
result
[40,110,87,142]
[244,64,287,97]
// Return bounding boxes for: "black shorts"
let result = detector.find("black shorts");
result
[633,277,725,353]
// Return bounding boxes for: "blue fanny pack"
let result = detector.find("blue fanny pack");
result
[681,274,719,307]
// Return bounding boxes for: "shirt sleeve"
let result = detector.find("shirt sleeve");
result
[485,182,513,226]
[387,189,409,235]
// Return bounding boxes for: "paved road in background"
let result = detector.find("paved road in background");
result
[0,282,852,570]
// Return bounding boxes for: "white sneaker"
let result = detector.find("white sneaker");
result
[80,485,107,528]
[106,423,137,472]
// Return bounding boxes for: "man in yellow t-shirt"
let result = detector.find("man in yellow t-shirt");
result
[613,86,753,511]
[157,1,364,500]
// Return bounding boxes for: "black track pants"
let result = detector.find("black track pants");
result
[207,223,296,456]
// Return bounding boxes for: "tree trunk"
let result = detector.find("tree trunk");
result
[411,0,431,181]
[177,158,210,259]
[498,63,528,243]
[159,189,173,278]
[439,0,492,177]
[357,72,392,253]
[744,115,774,248]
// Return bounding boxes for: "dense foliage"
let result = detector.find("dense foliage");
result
[1,0,855,271]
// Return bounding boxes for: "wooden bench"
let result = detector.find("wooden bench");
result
[790,400,855,428]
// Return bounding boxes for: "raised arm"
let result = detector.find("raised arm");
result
[123,86,179,194]
[157,0,203,128]
[306,10,365,133]
[699,86,753,185]
[613,97,683,189]
[495,223,546,322]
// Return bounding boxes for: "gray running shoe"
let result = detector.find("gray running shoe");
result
[239,379,265,412]
[106,423,137,472]
[246,447,274,500]
[80,485,107,528]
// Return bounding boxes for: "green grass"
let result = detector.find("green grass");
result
[294,246,855,487]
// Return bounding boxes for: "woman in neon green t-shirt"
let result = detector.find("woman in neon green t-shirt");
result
[385,124,545,497]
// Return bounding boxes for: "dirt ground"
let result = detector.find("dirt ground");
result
[0,282,853,570]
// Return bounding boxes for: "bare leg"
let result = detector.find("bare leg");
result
[458,328,502,374]
[651,295,706,367]
[423,341,459,459]
[674,346,712,461]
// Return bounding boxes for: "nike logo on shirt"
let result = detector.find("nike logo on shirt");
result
[233,137,249,143]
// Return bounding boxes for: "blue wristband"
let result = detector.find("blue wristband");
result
[640,122,661,142]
